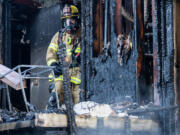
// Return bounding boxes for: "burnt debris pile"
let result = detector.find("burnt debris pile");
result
[0,109,35,123]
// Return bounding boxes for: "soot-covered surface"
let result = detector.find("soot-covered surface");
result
[86,1,137,104]
[89,38,137,104]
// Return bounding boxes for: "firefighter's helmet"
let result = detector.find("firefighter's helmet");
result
[61,4,79,20]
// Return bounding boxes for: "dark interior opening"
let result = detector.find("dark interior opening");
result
[10,2,37,111]
[138,0,153,105]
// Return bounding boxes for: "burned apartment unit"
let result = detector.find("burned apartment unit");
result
[0,0,180,135]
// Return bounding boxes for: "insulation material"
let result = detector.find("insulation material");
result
[73,101,98,115]
[0,64,26,90]
[74,101,113,117]
[74,101,155,118]
[89,104,113,117]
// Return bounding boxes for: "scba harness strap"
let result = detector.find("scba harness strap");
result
[58,28,80,67]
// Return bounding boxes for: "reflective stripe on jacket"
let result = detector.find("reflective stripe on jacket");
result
[48,74,81,85]
[46,32,81,66]
[46,31,81,84]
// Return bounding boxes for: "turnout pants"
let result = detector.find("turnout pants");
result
[52,67,80,104]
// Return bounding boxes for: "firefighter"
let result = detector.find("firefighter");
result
[46,4,81,108]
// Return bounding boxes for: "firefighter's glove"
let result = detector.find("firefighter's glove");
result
[51,62,62,75]
[48,92,57,108]
[72,52,81,64]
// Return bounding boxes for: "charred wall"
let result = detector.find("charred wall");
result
[0,0,11,109]
[0,0,3,108]
[0,1,2,65]
[82,0,137,104]
[152,1,175,135]
[152,0,175,106]
[83,0,175,106]
[174,0,180,134]
[89,39,137,104]
[174,0,180,107]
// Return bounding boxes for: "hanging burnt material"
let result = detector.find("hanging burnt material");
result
[116,34,132,65]
[57,38,77,135]
[83,0,93,99]
[80,0,86,101]
[115,0,133,66]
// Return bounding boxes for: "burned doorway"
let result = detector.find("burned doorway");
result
[11,1,37,111]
